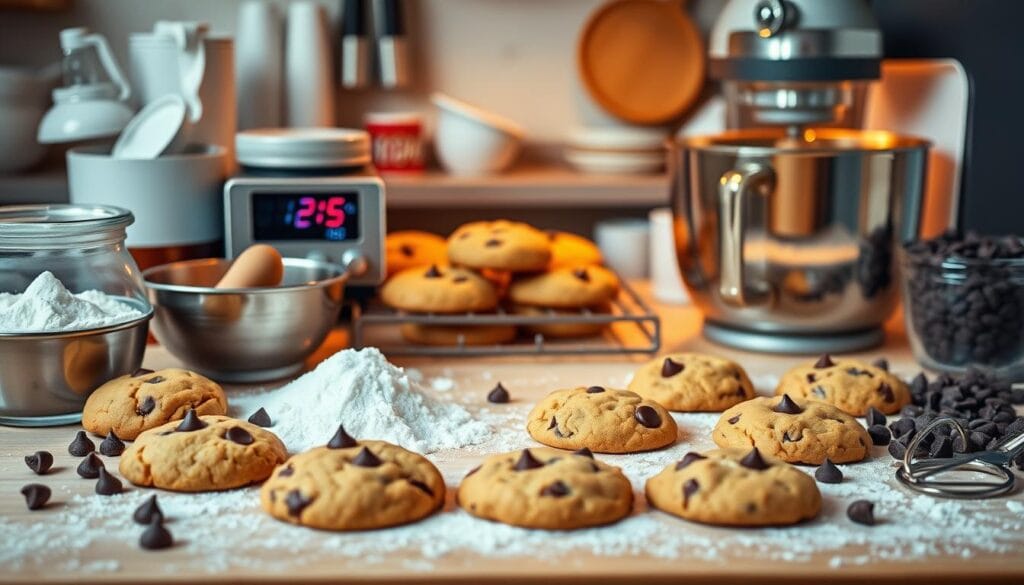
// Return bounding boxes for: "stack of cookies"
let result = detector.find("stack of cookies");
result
[381,220,618,346]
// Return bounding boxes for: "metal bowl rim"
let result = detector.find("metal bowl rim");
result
[0,310,153,340]
[143,257,350,295]
[668,128,931,155]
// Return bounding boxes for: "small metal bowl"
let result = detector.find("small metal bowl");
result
[0,307,151,427]
[144,257,348,382]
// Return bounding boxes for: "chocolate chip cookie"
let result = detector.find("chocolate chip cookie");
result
[627,353,755,412]
[712,395,871,464]
[509,265,620,309]
[646,448,821,526]
[261,435,445,531]
[381,265,499,313]
[775,355,911,415]
[526,386,677,453]
[512,303,610,338]
[82,369,228,440]
[385,230,448,277]
[399,323,518,346]
[548,231,603,269]
[119,414,286,492]
[447,220,552,272]
[457,447,633,529]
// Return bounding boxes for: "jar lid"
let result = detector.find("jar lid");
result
[235,128,371,170]
[0,204,134,241]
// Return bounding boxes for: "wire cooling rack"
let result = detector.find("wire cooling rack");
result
[351,279,660,357]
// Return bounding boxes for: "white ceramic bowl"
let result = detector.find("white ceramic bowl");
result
[432,93,524,176]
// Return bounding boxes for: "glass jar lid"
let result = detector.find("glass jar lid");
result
[0,204,134,248]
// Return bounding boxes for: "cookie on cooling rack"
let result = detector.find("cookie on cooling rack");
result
[512,303,611,338]
[547,231,603,269]
[385,231,448,277]
[380,265,498,314]
[399,323,518,346]
[509,265,620,309]
[447,220,552,272]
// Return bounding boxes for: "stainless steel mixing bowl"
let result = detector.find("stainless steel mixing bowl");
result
[144,257,348,382]
[0,307,151,426]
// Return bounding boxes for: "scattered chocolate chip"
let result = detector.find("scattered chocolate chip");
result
[278,465,295,478]
[399,244,414,257]
[872,358,889,372]
[868,424,891,446]
[68,430,95,456]
[727,414,741,425]
[95,468,123,496]
[585,386,605,394]
[572,447,594,459]
[134,495,163,525]
[452,276,468,283]
[139,517,173,550]
[351,447,382,468]
[846,367,875,377]
[739,448,770,471]
[682,478,700,506]
[675,452,707,470]
[99,431,125,457]
[484,239,503,247]
[814,354,835,368]
[812,386,827,399]
[175,409,206,432]
[865,406,886,428]
[143,376,166,384]
[634,405,662,428]
[24,451,53,475]
[774,394,803,415]
[424,265,442,278]
[132,368,155,377]
[408,479,434,497]
[572,268,590,282]
[21,484,50,510]
[514,449,544,471]
[327,424,358,449]
[877,383,895,403]
[930,436,954,458]
[814,458,843,484]
[247,407,272,427]
[847,500,876,525]
[806,373,817,383]
[661,357,684,377]
[77,453,104,479]
[540,480,571,498]
[226,427,254,446]
[136,396,156,416]
[487,383,510,404]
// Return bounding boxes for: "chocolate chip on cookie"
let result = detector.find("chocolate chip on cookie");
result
[739,448,769,470]
[628,352,755,412]
[634,405,662,428]
[774,394,803,415]
[776,357,910,416]
[675,452,706,470]
[327,424,358,449]
[661,357,685,377]
[540,480,571,497]
[515,449,545,471]
[175,409,207,432]
[226,426,254,445]
[814,354,835,368]
[572,447,595,459]
[351,447,383,468]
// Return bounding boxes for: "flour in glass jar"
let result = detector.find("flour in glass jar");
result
[0,271,143,333]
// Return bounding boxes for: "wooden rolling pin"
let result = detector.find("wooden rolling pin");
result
[215,245,284,289]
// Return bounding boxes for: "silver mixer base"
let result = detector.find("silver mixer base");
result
[703,322,885,355]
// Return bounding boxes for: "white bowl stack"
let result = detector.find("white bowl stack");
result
[563,125,668,175]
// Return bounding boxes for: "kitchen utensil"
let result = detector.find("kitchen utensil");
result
[595,218,650,280]
[111,94,191,159]
[341,0,370,89]
[215,244,284,289]
[144,257,348,382]
[577,0,704,125]
[432,93,524,176]
[895,417,1024,499]
[648,207,689,305]
[374,0,409,88]
[285,1,335,127]
[0,66,51,173]
[235,127,370,169]
[671,128,931,354]
[365,111,424,172]
[236,0,283,130]
[0,204,152,426]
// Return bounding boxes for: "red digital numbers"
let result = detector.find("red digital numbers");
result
[292,196,346,230]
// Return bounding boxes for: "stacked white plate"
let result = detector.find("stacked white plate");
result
[563,125,667,175]
[235,127,371,169]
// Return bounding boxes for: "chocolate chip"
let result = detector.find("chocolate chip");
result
[634,405,662,428]
[727,414,741,425]
[139,517,173,550]
[327,424,358,449]
[464,465,481,478]
[144,376,166,384]
[487,382,510,404]
[399,244,414,257]
[77,453,104,479]
[774,394,803,415]
[99,431,125,457]
[585,386,605,394]
[484,239,503,247]
[540,480,571,498]
[134,495,163,525]
[247,407,272,427]
[514,449,544,471]
[675,452,706,470]
[68,430,95,456]
[806,373,817,383]
[877,383,895,403]
[739,448,769,471]
[21,484,50,510]
[226,427,254,446]
[846,367,875,377]
[452,276,468,283]
[351,447,382,468]
[782,431,802,443]
[572,447,594,459]
[424,265,442,278]
[137,396,156,416]
[814,354,835,368]
[865,406,886,428]
[868,424,891,446]
[132,368,155,377]
[278,465,295,478]
[24,451,53,475]
[572,268,590,282]
[175,409,206,432]
[285,490,311,517]
[547,417,559,432]
[682,478,699,506]
[814,458,843,484]
[95,468,123,496]
[930,436,954,458]
[847,500,876,525]
[812,386,827,399]
[661,357,684,377]
[409,479,434,497]
[872,358,889,372]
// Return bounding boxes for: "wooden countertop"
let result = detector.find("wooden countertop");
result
[1,283,1022,584]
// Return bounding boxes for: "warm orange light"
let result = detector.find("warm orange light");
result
[803,129,817,143]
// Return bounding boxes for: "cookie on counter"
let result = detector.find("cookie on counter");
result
[400,323,518,346]
[547,231,603,269]
[775,355,910,415]
[512,303,610,338]
[627,353,755,412]
[120,414,286,492]
[381,265,498,314]
[646,448,821,526]
[447,220,552,272]
[261,437,445,531]
[509,265,620,309]
[82,368,228,440]
[385,230,448,277]
[457,447,633,529]
[712,395,871,465]
[526,386,677,453]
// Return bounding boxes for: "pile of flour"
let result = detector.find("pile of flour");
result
[0,271,144,333]
[235,348,491,453]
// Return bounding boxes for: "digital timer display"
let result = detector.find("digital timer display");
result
[252,193,360,241]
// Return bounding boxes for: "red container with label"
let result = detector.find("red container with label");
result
[365,112,424,172]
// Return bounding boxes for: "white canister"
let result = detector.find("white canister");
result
[595,219,650,280]
[285,1,336,127]
[236,0,283,130]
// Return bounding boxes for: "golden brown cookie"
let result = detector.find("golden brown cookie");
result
[119,414,286,492]
[385,230,448,277]
[646,448,821,526]
[712,395,871,464]
[447,220,552,272]
[82,368,228,440]
[261,432,445,531]
[457,447,633,529]
[526,386,677,453]
[399,322,518,346]
[548,231,603,269]
[380,265,498,313]
[627,353,755,412]
[509,265,620,309]
[775,354,911,415]
[513,303,610,338]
